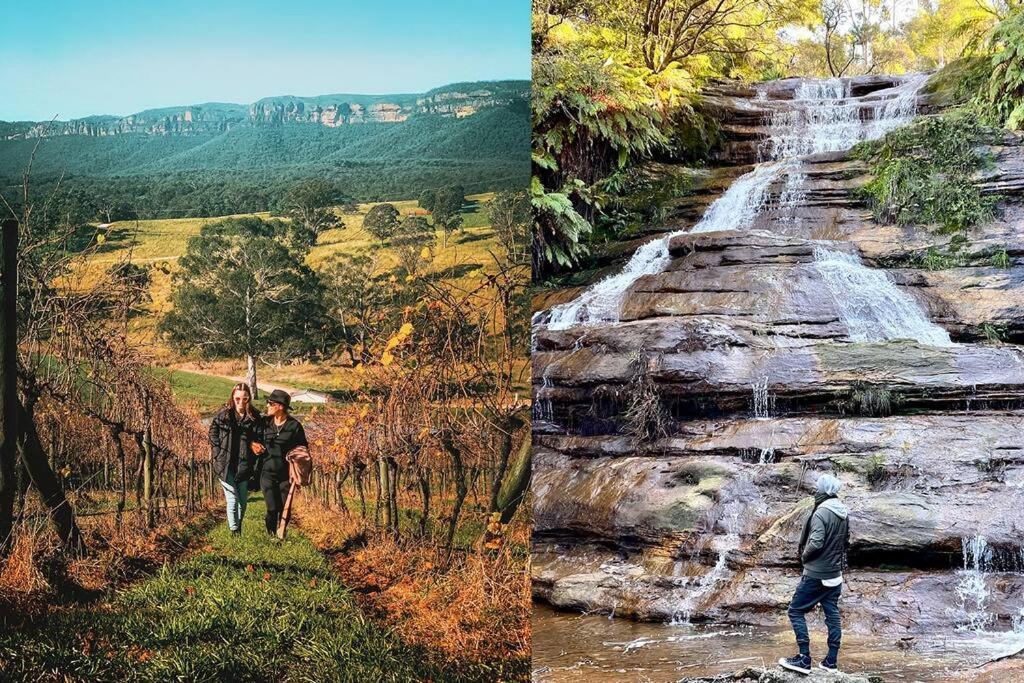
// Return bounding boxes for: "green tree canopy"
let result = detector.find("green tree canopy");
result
[319,254,417,363]
[362,203,402,244]
[285,179,346,244]
[431,186,465,246]
[418,189,437,212]
[158,216,325,397]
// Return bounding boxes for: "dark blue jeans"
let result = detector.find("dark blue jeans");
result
[788,576,842,659]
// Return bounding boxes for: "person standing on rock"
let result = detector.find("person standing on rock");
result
[253,389,308,539]
[780,473,850,675]
[209,383,263,536]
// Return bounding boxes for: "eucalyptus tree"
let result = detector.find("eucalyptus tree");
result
[159,217,325,398]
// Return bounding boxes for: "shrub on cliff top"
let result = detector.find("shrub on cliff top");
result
[923,9,1024,131]
[985,9,1024,130]
[852,114,1000,233]
[532,43,670,276]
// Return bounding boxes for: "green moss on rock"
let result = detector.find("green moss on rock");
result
[852,114,1001,233]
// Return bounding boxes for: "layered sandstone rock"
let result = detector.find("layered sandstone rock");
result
[531,73,1024,643]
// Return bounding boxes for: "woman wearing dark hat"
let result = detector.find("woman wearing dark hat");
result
[253,389,308,537]
[209,383,262,536]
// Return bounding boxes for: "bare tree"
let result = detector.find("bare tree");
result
[823,0,857,76]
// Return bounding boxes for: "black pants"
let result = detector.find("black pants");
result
[788,575,842,659]
[261,476,291,534]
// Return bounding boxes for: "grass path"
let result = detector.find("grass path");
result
[0,497,472,682]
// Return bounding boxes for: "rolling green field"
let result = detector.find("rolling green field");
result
[76,194,510,408]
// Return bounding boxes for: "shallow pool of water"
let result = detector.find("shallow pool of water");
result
[531,604,1024,682]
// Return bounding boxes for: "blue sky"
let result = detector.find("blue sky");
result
[0,1,530,121]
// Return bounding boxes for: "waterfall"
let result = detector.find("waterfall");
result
[955,536,1024,638]
[688,162,785,234]
[751,376,776,419]
[545,161,785,329]
[670,511,741,626]
[956,536,996,632]
[544,74,928,329]
[669,477,764,626]
[812,247,953,346]
[533,366,555,422]
[760,75,927,160]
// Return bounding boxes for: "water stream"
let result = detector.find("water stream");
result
[951,536,1024,650]
[545,75,929,330]
[669,511,741,626]
[957,536,997,632]
[813,246,953,345]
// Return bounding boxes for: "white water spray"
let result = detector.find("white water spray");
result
[953,535,1024,653]
[812,247,953,346]
[957,536,996,632]
[545,161,786,329]
[671,511,741,626]
[752,376,776,419]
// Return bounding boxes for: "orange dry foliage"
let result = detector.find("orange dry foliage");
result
[298,503,530,666]
[0,502,219,603]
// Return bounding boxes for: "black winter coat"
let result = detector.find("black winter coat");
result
[209,407,260,483]
[255,416,308,485]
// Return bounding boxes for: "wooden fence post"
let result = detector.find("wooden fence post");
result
[143,390,155,529]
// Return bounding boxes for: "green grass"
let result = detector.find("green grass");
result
[149,367,242,414]
[0,497,501,682]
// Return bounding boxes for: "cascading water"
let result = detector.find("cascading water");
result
[812,247,954,346]
[533,366,555,423]
[956,536,996,632]
[544,75,928,330]
[545,161,787,330]
[669,475,766,627]
[670,510,741,626]
[752,376,776,419]
[760,75,927,160]
[954,536,1024,635]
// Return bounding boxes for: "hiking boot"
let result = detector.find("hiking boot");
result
[779,654,812,675]
[231,528,241,537]
[820,657,839,672]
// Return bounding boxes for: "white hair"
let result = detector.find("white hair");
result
[816,474,843,496]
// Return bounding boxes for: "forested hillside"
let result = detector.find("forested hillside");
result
[0,81,529,216]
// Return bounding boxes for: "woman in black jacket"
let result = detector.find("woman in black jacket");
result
[254,389,307,537]
[208,383,262,536]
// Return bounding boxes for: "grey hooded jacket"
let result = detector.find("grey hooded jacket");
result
[799,497,850,580]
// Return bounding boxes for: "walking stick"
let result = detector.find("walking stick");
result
[277,447,311,540]
[276,481,297,540]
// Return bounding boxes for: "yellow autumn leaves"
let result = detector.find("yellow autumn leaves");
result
[381,322,414,368]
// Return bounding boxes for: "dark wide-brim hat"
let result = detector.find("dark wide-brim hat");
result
[267,389,291,409]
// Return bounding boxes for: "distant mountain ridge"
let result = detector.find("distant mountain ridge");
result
[3,80,529,139]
